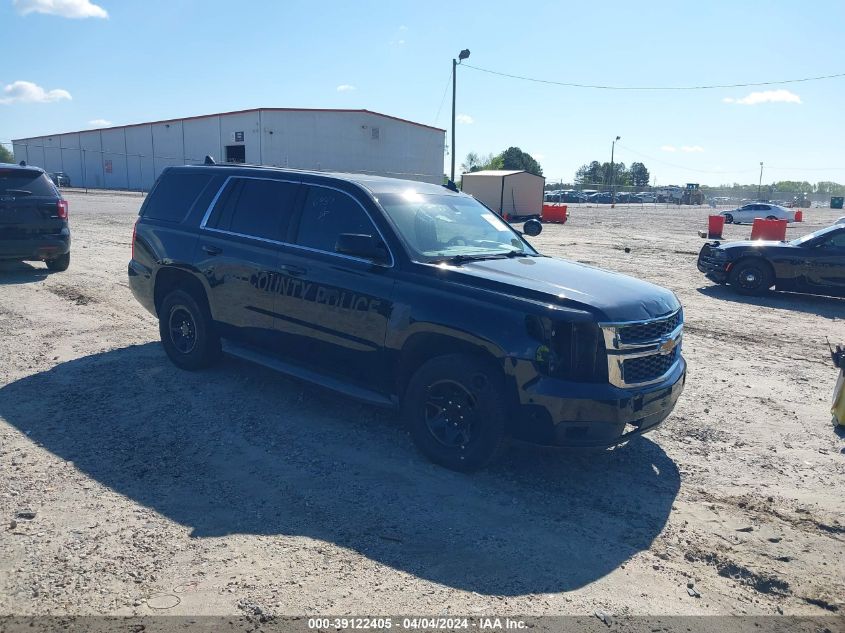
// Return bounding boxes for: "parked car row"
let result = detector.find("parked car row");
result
[544,190,665,204]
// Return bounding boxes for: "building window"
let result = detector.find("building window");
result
[371,127,380,140]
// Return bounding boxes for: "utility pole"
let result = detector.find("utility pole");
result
[450,49,471,183]
[758,162,764,200]
[610,135,621,207]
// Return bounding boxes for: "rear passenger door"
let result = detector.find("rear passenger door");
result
[273,183,395,393]
[197,176,300,349]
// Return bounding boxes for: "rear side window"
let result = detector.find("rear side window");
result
[206,177,299,241]
[296,186,376,253]
[143,172,213,222]
[0,169,57,197]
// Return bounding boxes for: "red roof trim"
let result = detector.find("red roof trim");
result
[12,108,445,141]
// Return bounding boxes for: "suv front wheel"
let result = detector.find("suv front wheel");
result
[402,354,508,472]
[159,289,221,370]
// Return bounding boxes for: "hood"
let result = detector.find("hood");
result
[718,240,793,250]
[434,256,680,322]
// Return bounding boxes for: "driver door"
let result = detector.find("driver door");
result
[800,231,845,294]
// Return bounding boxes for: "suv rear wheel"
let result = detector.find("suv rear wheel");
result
[402,354,507,472]
[46,253,70,272]
[159,289,221,370]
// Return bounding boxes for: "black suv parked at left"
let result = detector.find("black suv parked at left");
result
[0,162,70,271]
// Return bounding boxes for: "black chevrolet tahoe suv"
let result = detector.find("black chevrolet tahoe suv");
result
[0,162,71,271]
[129,164,686,471]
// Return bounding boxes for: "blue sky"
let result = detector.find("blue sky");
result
[1,0,844,186]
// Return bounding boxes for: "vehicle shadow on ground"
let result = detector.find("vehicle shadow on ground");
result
[697,284,845,318]
[0,261,49,285]
[0,343,680,595]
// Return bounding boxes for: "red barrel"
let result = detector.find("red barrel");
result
[542,204,568,224]
[750,218,787,241]
[708,215,725,239]
[794,209,803,222]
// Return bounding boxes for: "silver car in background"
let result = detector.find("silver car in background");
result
[720,202,796,225]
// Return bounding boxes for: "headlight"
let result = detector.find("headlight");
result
[711,249,728,259]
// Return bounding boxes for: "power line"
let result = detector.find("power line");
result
[462,64,845,90]
[433,69,453,126]
[618,144,758,175]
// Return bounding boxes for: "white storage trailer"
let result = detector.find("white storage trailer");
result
[460,170,545,219]
[12,108,446,190]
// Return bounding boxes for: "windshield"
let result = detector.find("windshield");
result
[377,192,538,261]
[790,224,839,246]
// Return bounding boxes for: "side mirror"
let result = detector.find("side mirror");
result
[523,218,543,237]
[335,233,389,263]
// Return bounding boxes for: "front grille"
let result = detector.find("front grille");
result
[617,310,682,344]
[600,309,684,388]
[623,347,679,384]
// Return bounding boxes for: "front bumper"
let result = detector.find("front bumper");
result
[509,357,686,447]
[697,257,730,282]
[0,232,70,261]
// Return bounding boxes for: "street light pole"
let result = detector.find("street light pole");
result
[450,49,470,184]
[758,161,764,200]
[610,135,621,207]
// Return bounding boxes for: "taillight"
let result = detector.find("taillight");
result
[131,218,138,260]
[56,200,68,219]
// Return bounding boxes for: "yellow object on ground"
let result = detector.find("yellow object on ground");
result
[833,370,845,426]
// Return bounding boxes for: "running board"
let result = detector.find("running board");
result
[221,340,397,409]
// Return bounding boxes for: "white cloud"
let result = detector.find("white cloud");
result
[660,145,677,152]
[399,25,408,31]
[0,80,72,105]
[681,145,704,153]
[397,39,405,45]
[13,0,108,19]
[722,89,802,105]
[88,118,112,127]
[456,113,474,124]
[336,84,356,92]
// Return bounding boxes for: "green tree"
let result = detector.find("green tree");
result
[575,161,604,186]
[499,147,543,176]
[630,162,650,188]
[460,151,502,174]
[0,144,14,163]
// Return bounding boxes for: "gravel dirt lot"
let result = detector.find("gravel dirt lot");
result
[1,192,843,618]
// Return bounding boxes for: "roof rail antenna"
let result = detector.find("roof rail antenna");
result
[19,160,26,166]
[204,155,216,165]
[443,179,459,192]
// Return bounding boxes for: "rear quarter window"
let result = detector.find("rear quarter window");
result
[0,170,57,197]
[142,172,214,222]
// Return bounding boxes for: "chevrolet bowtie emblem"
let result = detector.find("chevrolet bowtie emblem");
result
[659,337,678,355]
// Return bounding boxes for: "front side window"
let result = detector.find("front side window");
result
[296,186,378,253]
[206,177,299,241]
[822,232,845,249]
[378,192,538,262]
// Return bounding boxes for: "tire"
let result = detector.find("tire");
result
[729,258,774,296]
[46,252,70,272]
[766,215,777,220]
[402,354,508,472]
[723,213,734,224]
[158,288,221,370]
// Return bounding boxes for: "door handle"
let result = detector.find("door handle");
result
[202,244,222,255]
[280,264,306,276]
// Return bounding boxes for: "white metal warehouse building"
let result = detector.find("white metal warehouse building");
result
[12,108,446,190]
